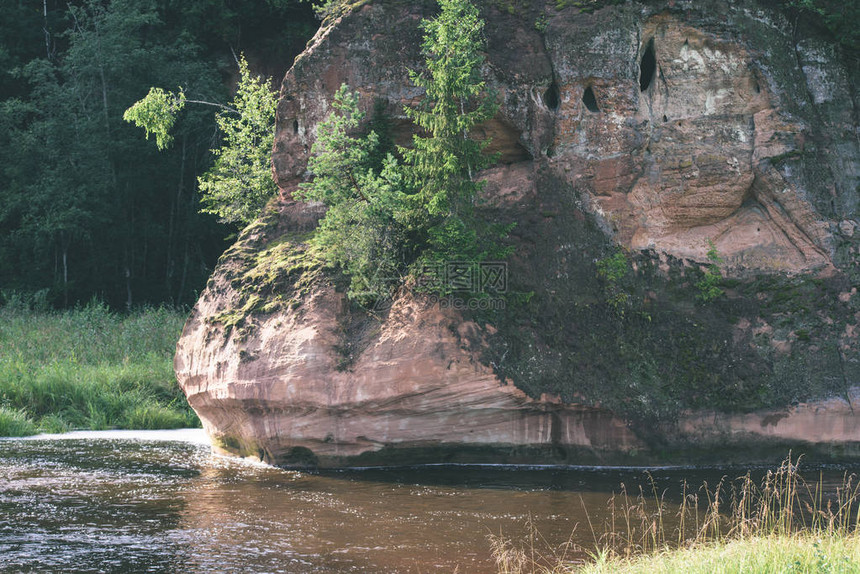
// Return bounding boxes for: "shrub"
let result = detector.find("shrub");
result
[696,241,724,303]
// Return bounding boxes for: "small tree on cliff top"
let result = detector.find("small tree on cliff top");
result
[400,0,505,263]
[124,55,278,226]
[295,85,407,302]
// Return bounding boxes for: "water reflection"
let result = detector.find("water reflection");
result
[176,461,589,572]
[1,432,858,573]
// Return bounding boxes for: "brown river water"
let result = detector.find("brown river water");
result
[0,430,856,573]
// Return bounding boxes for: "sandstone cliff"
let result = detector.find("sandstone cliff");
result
[175,0,860,467]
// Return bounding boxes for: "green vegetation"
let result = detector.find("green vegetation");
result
[296,85,406,302]
[215,258,313,328]
[578,535,860,574]
[299,0,511,303]
[0,407,39,437]
[197,56,279,226]
[0,299,198,436]
[401,0,509,265]
[492,456,860,573]
[487,216,858,425]
[127,55,280,226]
[207,200,321,331]
[696,240,724,303]
[122,87,188,151]
[596,250,630,314]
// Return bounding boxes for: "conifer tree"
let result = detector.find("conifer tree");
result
[295,85,406,301]
[300,0,508,302]
[400,0,502,263]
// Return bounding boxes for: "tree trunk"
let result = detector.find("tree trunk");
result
[42,0,51,59]
[61,235,68,308]
[125,264,132,311]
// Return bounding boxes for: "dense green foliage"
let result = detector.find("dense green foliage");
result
[0,300,196,436]
[0,0,316,309]
[126,55,279,226]
[197,57,279,225]
[297,86,407,301]
[300,0,510,302]
[596,251,630,314]
[123,87,189,151]
[400,0,504,263]
[0,407,39,437]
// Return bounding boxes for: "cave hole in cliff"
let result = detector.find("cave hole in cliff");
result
[292,119,299,134]
[639,38,656,92]
[543,80,560,111]
[582,86,600,113]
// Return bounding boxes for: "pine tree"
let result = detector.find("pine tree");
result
[296,85,406,302]
[400,0,503,263]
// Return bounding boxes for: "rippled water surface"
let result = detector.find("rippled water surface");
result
[1,431,857,573]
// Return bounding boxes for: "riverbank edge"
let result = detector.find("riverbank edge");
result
[0,304,199,436]
[209,437,860,469]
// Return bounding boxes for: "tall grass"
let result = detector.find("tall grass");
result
[0,406,38,436]
[492,455,860,573]
[580,534,860,573]
[0,300,199,436]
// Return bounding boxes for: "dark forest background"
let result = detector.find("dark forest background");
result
[0,0,318,310]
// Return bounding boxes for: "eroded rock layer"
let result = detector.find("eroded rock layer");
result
[176,0,860,467]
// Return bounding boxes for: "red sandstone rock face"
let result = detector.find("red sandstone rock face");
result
[176,281,645,466]
[275,2,847,273]
[177,0,860,467]
[677,390,860,450]
[578,19,830,271]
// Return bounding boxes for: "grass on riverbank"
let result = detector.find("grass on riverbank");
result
[0,301,199,436]
[493,456,860,573]
[579,533,860,573]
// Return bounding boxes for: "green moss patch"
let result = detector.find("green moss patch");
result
[210,230,322,332]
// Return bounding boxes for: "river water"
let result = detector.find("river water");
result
[0,430,856,573]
